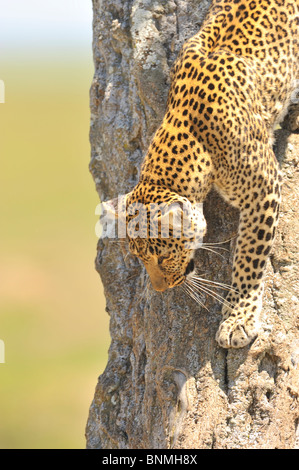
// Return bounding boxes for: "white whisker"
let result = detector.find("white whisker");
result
[191,274,240,294]
[182,284,209,311]
[199,246,226,259]
[191,279,232,296]
[201,244,229,253]
[201,235,237,246]
[187,279,234,309]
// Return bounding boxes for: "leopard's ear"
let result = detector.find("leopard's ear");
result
[158,198,206,245]
[95,194,128,239]
[157,198,193,239]
[158,201,185,236]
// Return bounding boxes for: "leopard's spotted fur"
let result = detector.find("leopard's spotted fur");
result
[107,0,299,348]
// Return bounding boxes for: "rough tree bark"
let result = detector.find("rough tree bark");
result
[86,0,299,449]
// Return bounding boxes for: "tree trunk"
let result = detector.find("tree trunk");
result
[86,0,299,449]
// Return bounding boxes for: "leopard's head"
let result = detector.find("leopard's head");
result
[101,185,206,292]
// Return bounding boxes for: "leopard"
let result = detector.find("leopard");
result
[103,0,299,348]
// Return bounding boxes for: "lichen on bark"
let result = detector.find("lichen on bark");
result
[86,0,299,449]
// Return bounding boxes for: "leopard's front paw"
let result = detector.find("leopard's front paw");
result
[216,301,261,349]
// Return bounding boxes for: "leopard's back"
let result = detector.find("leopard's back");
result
[168,0,299,139]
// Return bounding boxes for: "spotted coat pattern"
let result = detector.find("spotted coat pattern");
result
[120,0,299,348]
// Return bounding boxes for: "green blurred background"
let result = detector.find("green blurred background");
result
[0,0,110,448]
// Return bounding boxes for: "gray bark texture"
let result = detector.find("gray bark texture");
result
[86,0,299,449]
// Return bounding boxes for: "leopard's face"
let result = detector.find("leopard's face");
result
[125,187,206,291]
[128,235,196,292]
